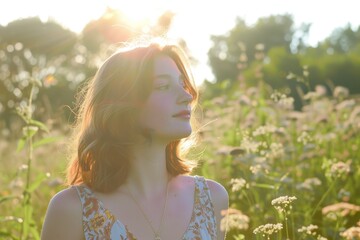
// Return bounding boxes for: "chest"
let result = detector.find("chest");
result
[104,188,195,240]
[77,176,217,240]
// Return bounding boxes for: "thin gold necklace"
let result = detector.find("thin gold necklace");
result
[126,179,169,240]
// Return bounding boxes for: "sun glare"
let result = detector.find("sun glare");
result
[106,0,173,27]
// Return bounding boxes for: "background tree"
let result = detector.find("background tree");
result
[208,14,295,83]
[205,14,360,110]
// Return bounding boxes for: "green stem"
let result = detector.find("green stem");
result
[311,180,336,218]
[25,132,33,191]
[25,83,35,190]
[284,212,289,240]
[241,190,253,209]
[20,83,35,240]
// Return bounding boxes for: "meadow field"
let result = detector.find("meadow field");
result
[0,82,360,239]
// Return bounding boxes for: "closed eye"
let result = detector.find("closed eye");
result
[154,84,169,90]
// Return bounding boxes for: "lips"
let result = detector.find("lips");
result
[172,110,191,118]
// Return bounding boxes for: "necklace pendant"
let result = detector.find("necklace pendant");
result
[154,234,161,240]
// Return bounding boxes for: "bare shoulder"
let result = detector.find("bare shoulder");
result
[205,178,229,206]
[174,175,229,204]
[41,187,84,240]
[48,186,81,210]
[176,175,229,199]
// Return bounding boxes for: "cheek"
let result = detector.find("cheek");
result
[140,96,172,126]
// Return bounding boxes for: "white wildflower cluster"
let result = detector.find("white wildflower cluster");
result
[296,178,322,191]
[271,196,297,213]
[330,161,351,178]
[252,125,277,137]
[240,132,261,153]
[250,164,269,175]
[270,91,294,106]
[250,164,261,175]
[264,143,285,160]
[302,85,327,101]
[253,223,283,235]
[297,131,313,145]
[304,91,320,100]
[298,224,318,235]
[230,178,248,192]
[322,202,360,217]
[271,91,294,109]
[336,99,356,111]
[349,106,360,123]
[279,96,294,109]
[322,158,352,179]
[333,86,349,99]
[315,85,327,97]
[340,226,360,240]
[221,209,250,232]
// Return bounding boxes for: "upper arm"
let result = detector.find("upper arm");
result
[41,187,84,240]
[206,179,229,240]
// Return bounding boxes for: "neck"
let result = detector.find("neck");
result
[124,140,171,199]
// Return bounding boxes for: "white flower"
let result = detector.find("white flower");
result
[253,223,283,235]
[330,161,351,177]
[298,224,318,235]
[340,226,360,239]
[221,208,250,231]
[252,125,277,137]
[333,86,349,99]
[271,196,297,213]
[297,131,313,145]
[230,178,247,192]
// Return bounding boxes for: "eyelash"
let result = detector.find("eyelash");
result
[155,84,169,90]
[154,79,187,91]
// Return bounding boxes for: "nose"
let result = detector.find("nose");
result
[178,87,193,105]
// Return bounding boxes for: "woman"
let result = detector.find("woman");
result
[41,39,228,240]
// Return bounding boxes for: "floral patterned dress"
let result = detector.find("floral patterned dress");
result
[74,176,217,240]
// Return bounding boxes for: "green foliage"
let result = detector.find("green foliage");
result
[0,78,62,240]
[2,17,77,57]
[208,14,295,82]
[1,10,360,240]
[262,47,302,88]
[199,82,360,239]
[302,52,360,95]
[206,14,360,110]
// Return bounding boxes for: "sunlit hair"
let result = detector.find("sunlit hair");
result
[67,39,199,193]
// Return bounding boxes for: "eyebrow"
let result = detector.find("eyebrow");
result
[155,74,171,80]
[154,74,185,81]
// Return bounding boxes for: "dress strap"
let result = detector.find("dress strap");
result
[73,185,102,218]
[73,185,124,239]
[194,176,218,237]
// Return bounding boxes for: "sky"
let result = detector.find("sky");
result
[1,0,359,85]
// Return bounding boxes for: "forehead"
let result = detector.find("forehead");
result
[153,55,181,75]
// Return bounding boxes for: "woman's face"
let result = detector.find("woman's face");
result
[138,54,193,143]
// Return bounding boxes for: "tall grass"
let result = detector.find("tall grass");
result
[0,74,359,239]
[198,82,360,239]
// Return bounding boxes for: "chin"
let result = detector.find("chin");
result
[164,129,192,142]
[177,131,192,139]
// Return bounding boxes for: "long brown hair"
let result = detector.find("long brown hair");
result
[67,40,199,192]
